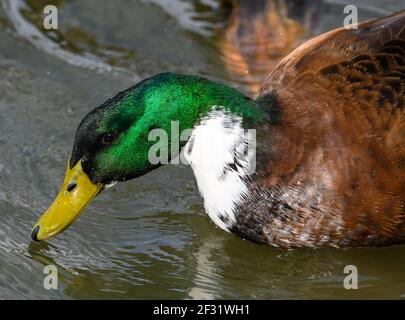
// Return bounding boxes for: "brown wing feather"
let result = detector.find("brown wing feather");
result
[242,11,405,247]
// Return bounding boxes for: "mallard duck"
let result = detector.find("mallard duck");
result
[32,11,405,248]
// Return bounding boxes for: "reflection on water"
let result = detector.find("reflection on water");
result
[0,0,404,299]
[216,0,320,94]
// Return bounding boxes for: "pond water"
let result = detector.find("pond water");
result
[0,0,404,299]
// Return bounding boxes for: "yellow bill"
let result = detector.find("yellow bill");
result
[31,160,103,241]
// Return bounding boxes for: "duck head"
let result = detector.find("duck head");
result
[31,72,265,241]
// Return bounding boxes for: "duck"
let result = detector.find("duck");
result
[31,10,405,248]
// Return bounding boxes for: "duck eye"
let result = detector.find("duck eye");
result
[67,181,77,192]
[102,132,116,145]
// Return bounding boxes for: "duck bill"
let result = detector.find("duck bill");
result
[31,160,103,241]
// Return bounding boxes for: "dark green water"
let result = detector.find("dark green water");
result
[0,0,404,299]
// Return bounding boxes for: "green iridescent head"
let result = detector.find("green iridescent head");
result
[70,72,263,184]
[31,72,266,241]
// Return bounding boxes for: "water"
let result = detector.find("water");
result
[0,0,404,299]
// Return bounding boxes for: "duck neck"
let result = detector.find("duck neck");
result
[150,74,268,231]
[145,73,269,130]
[140,72,269,163]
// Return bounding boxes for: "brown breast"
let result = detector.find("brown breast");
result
[232,11,405,248]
